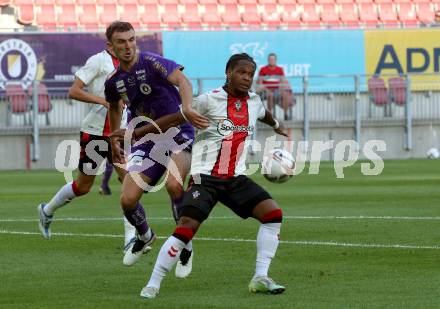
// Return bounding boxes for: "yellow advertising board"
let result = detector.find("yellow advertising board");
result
[365,29,440,90]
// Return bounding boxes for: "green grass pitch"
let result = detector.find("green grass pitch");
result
[0,160,439,308]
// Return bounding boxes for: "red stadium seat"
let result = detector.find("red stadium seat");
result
[295,0,315,4]
[354,0,371,3]
[6,84,29,125]
[140,4,161,29]
[17,4,35,25]
[222,4,242,28]
[340,3,359,26]
[368,77,388,106]
[198,0,218,4]
[14,0,33,4]
[316,0,335,4]
[262,3,282,27]
[417,3,434,25]
[202,4,222,27]
[55,0,75,4]
[97,0,116,4]
[6,84,28,113]
[358,3,379,27]
[162,4,182,28]
[258,0,277,4]
[378,3,398,27]
[36,4,57,30]
[76,0,96,4]
[34,0,55,5]
[239,0,257,4]
[397,3,418,27]
[412,0,430,3]
[281,5,301,28]
[100,4,119,27]
[0,0,11,7]
[57,4,78,29]
[242,3,262,26]
[321,4,340,27]
[179,0,197,4]
[119,0,139,4]
[79,4,99,30]
[159,0,179,4]
[119,4,140,29]
[388,77,406,106]
[181,4,202,28]
[301,3,321,27]
[335,0,353,3]
[27,83,52,125]
[218,0,237,4]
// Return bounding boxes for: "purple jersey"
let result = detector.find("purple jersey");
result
[104,52,194,140]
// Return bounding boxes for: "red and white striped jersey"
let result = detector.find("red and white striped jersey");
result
[191,87,266,178]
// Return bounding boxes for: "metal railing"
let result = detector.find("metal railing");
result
[1,73,440,160]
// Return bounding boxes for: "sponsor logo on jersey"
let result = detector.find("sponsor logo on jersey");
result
[136,69,145,74]
[116,80,125,88]
[0,39,37,90]
[217,119,254,136]
[127,76,136,86]
[140,83,152,95]
[234,100,242,111]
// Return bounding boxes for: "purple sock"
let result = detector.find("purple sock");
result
[171,195,183,223]
[123,202,149,236]
[101,161,113,188]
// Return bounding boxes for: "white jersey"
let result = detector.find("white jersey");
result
[191,87,266,178]
[76,50,127,136]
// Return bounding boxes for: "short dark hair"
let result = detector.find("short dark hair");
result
[225,53,256,73]
[105,21,134,41]
[268,53,277,59]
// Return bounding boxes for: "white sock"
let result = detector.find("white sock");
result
[44,181,77,215]
[147,236,186,289]
[254,222,281,279]
[185,240,193,251]
[139,227,152,242]
[123,217,136,247]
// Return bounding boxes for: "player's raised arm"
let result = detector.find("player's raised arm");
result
[167,69,209,129]
[259,109,288,137]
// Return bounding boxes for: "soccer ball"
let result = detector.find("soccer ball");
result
[426,147,440,159]
[262,149,295,183]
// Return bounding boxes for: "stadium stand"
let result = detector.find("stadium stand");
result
[368,76,389,106]
[388,77,406,106]
[6,84,29,125]
[2,0,439,30]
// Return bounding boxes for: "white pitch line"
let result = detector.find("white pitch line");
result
[0,215,439,222]
[0,229,439,250]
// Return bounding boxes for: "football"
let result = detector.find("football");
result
[426,147,440,159]
[262,149,295,183]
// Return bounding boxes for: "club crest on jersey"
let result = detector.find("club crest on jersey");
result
[217,119,254,137]
[140,83,152,95]
[234,100,242,111]
[127,76,136,86]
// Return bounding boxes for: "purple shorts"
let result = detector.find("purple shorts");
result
[126,132,193,186]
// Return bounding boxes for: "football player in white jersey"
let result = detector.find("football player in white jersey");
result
[37,25,137,251]
[112,53,287,298]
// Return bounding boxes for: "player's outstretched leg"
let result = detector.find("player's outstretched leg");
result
[122,202,155,266]
[99,161,113,195]
[121,173,155,266]
[166,151,194,278]
[169,196,194,278]
[38,176,91,239]
[141,225,196,299]
[249,204,285,294]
